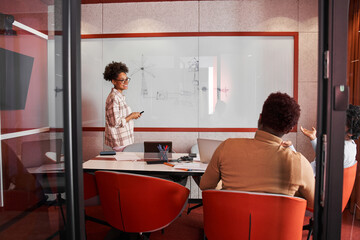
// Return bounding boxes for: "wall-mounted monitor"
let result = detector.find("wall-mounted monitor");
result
[0,48,33,110]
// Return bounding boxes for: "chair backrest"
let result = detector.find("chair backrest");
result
[123,143,144,152]
[202,190,307,240]
[342,162,357,211]
[84,173,98,200]
[21,139,62,168]
[83,172,99,204]
[1,141,45,208]
[95,171,189,233]
[190,144,199,154]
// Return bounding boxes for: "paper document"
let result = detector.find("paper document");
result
[174,163,207,171]
[171,153,187,159]
[114,152,142,161]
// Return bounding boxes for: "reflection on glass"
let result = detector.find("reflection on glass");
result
[0,1,66,239]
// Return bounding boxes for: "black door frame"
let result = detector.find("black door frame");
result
[314,0,350,239]
[63,0,85,239]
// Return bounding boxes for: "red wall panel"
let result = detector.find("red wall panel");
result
[2,0,49,33]
[1,0,49,133]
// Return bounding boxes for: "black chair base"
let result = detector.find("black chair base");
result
[303,217,313,240]
[187,202,203,214]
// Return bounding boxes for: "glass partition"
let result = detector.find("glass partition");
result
[0,1,75,239]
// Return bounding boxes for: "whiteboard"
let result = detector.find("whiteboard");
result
[81,35,295,129]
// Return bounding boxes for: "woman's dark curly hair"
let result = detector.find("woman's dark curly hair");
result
[260,92,301,133]
[346,104,360,140]
[103,61,129,81]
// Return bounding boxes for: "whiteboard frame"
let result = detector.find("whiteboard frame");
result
[82,32,298,132]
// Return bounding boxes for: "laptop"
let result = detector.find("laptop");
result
[144,141,172,164]
[144,141,172,153]
[197,138,223,163]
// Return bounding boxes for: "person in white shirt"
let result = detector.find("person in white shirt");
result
[301,104,360,175]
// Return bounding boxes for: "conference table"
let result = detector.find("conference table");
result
[83,152,208,176]
[26,152,206,209]
[26,152,208,176]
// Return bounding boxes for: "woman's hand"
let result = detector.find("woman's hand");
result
[126,112,142,121]
[300,126,317,140]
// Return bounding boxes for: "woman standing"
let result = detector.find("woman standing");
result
[103,61,141,151]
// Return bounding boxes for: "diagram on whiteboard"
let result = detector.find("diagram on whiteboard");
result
[188,57,199,87]
[130,54,155,97]
[130,54,200,102]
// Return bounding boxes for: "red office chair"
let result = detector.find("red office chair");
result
[303,162,357,239]
[84,172,99,204]
[202,190,307,240]
[83,172,110,235]
[342,162,357,211]
[95,171,189,237]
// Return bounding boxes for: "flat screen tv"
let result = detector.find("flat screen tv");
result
[0,48,33,110]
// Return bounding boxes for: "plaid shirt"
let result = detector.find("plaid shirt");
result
[105,88,134,148]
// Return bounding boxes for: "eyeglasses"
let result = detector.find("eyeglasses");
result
[114,77,131,83]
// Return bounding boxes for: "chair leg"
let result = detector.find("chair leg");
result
[187,203,203,214]
[85,214,111,227]
[307,228,313,240]
[203,232,207,240]
[0,199,46,232]
[303,217,313,240]
[141,232,151,240]
[56,193,66,225]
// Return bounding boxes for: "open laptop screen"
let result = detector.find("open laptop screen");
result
[197,138,222,163]
[144,141,172,164]
[144,141,172,153]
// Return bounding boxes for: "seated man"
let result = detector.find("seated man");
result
[200,92,315,208]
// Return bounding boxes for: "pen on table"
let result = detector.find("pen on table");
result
[163,162,191,171]
[164,163,192,171]
[178,168,191,171]
[164,162,174,167]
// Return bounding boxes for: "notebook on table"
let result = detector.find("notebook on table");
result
[197,138,223,163]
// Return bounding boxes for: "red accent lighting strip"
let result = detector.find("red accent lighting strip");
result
[82,32,298,39]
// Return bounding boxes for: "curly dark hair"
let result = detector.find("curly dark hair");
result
[103,61,129,81]
[260,92,301,133]
[346,104,360,140]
